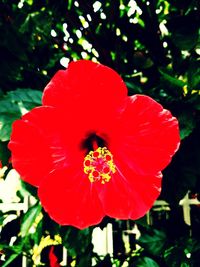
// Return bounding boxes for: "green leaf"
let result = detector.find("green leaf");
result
[135,257,160,267]
[164,244,188,267]
[125,81,143,95]
[172,32,198,51]
[0,99,21,141]
[25,0,33,5]
[187,61,200,91]
[0,113,21,141]
[178,112,196,139]
[31,219,43,245]
[0,244,23,267]
[169,15,199,50]
[138,228,167,256]
[0,141,11,166]
[0,243,21,252]
[21,202,42,237]
[6,88,42,110]
[159,69,186,88]
[2,253,19,267]
[181,263,190,267]
[0,89,42,141]
[0,99,20,114]
[60,226,93,261]
[68,0,73,10]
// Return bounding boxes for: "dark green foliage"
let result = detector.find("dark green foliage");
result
[0,88,42,141]
[0,0,199,266]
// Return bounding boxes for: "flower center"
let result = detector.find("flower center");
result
[83,147,116,184]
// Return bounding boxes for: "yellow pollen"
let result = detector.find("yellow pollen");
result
[83,147,116,184]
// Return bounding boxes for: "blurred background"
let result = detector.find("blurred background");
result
[0,0,200,266]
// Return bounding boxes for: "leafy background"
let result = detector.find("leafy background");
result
[0,0,199,266]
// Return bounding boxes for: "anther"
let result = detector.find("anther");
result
[83,147,116,184]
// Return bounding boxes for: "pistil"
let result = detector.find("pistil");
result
[83,146,116,184]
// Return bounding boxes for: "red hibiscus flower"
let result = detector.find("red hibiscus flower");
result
[8,60,180,229]
[49,246,60,267]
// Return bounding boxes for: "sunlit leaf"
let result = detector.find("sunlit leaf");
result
[25,0,33,5]
[21,202,42,237]
[31,219,43,245]
[68,0,73,10]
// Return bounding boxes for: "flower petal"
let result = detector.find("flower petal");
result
[49,246,60,267]
[110,95,180,175]
[38,168,104,229]
[42,60,127,120]
[8,107,72,187]
[97,161,162,220]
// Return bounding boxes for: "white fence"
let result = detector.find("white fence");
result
[0,193,199,266]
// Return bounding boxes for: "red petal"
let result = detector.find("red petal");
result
[8,107,73,187]
[110,95,180,175]
[38,167,104,229]
[43,60,127,106]
[97,160,162,220]
[42,60,127,125]
[49,246,60,267]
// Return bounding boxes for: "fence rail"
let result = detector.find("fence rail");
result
[0,193,199,266]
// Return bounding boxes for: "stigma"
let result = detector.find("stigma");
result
[83,147,116,184]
